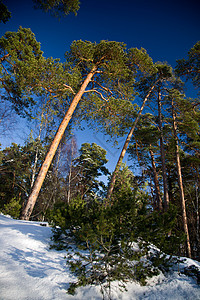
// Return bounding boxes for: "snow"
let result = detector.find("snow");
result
[0,214,200,300]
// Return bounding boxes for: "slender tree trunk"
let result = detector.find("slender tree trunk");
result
[42,142,62,219]
[12,170,15,192]
[52,142,62,204]
[30,107,49,189]
[149,175,155,204]
[21,66,97,220]
[31,146,39,189]
[67,154,74,204]
[149,146,163,211]
[106,83,157,201]
[30,125,43,189]
[157,88,169,211]
[195,171,199,255]
[66,137,77,204]
[172,100,191,258]
[67,164,72,204]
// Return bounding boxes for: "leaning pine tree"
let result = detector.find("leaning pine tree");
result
[107,62,171,202]
[21,40,136,220]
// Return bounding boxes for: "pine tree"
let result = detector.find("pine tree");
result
[127,114,163,211]
[0,27,44,116]
[21,40,136,220]
[176,41,200,92]
[107,63,173,204]
[168,89,192,257]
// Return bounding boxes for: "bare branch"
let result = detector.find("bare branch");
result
[63,84,75,94]
[0,53,10,62]
[84,89,109,102]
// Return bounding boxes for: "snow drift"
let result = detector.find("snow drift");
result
[0,214,200,300]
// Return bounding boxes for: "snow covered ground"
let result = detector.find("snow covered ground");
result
[0,214,200,300]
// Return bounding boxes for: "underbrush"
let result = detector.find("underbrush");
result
[48,193,184,299]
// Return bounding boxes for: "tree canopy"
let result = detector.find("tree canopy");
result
[0,26,199,262]
[33,0,80,17]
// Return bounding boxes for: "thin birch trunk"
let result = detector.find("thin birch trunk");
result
[67,164,72,204]
[31,146,39,189]
[21,66,97,220]
[30,105,50,189]
[172,100,191,258]
[30,125,42,189]
[67,137,77,204]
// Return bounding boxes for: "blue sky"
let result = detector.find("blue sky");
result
[1,0,200,172]
[2,0,199,65]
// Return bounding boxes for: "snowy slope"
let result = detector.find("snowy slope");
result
[0,214,200,300]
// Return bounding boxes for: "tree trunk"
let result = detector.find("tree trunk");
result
[149,146,163,211]
[31,146,39,189]
[30,125,43,189]
[21,65,97,220]
[67,164,72,204]
[106,83,157,201]
[12,170,15,195]
[172,100,191,258]
[52,141,62,204]
[195,171,199,256]
[157,88,169,211]
[30,107,49,189]
[66,137,77,204]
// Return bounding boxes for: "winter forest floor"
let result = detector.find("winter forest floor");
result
[0,214,200,300]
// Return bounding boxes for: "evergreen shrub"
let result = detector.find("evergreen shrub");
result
[49,188,183,299]
[1,197,21,219]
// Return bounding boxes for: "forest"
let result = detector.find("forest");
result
[0,1,200,297]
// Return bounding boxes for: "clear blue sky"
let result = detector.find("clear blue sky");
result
[2,0,199,65]
[1,0,200,173]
